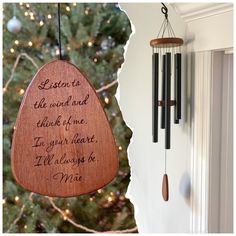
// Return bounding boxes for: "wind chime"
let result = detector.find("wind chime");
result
[150,3,183,201]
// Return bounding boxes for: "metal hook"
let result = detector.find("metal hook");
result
[161,2,168,19]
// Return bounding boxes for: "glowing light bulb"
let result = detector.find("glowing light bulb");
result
[47,14,52,19]
[73,3,77,6]
[19,2,23,6]
[10,48,15,53]
[28,41,33,47]
[66,6,70,12]
[88,41,93,47]
[104,97,109,104]
[3,87,7,93]
[93,57,98,63]
[14,40,19,45]
[24,12,28,16]
[2,199,6,204]
[63,215,68,221]
[65,209,70,214]
[39,20,44,26]
[55,49,60,55]
[26,4,30,8]
[89,197,94,202]
[110,192,114,196]
[97,189,102,194]
[15,196,20,202]
[67,46,71,51]
[118,146,123,151]
[85,9,89,15]
[19,89,25,95]
[29,12,34,16]
[107,196,113,202]
[24,225,27,229]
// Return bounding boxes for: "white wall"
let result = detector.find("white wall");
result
[185,6,233,233]
[186,10,233,52]
[119,3,191,233]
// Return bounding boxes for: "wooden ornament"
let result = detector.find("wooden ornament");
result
[11,60,118,197]
[162,174,169,201]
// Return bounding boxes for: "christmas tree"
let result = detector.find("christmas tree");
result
[3,3,137,233]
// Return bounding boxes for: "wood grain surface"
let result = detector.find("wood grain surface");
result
[162,174,169,201]
[11,60,118,197]
[150,37,183,48]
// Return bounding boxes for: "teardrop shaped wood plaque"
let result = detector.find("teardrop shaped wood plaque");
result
[11,60,118,197]
[162,174,169,201]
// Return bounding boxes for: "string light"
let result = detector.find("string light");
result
[3,87,7,93]
[30,13,35,20]
[47,196,138,233]
[15,196,20,202]
[19,2,23,6]
[65,209,70,214]
[10,48,15,53]
[107,196,113,202]
[13,126,16,130]
[47,14,52,19]
[28,41,33,47]
[24,12,28,16]
[67,46,71,51]
[97,189,102,194]
[14,40,19,45]
[88,41,93,47]
[2,199,6,204]
[24,225,27,229]
[89,197,94,202]
[104,96,109,104]
[26,3,30,8]
[55,49,60,55]
[66,6,70,12]
[73,3,77,6]
[110,192,114,196]
[85,9,90,15]
[19,89,25,95]
[118,146,123,151]
[93,57,98,63]
[39,20,44,26]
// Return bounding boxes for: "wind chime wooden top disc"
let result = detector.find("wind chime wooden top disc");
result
[11,60,119,197]
[150,37,183,48]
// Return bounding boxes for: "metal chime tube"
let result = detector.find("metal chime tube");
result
[161,54,166,129]
[152,51,159,142]
[165,52,171,149]
[174,53,181,123]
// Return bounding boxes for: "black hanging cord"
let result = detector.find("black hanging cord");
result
[161,3,168,19]
[57,3,62,60]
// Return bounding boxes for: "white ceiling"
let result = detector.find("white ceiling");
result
[170,3,233,22]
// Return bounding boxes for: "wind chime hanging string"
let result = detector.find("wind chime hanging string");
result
[57,3,62,60]
[150,3,183,201]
